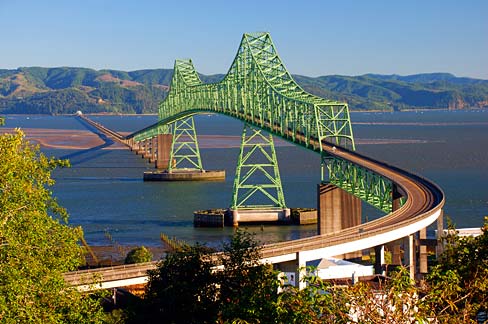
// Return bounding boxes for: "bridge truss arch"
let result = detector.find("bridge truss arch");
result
[157,32,355,152]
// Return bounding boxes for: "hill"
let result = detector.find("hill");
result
[0,67,487,114]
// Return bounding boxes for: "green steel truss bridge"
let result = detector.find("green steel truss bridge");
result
[128,32,396,213]
[69,32,445,289]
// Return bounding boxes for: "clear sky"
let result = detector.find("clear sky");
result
[1,0,487,79]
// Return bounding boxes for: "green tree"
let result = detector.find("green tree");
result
[0,129,106,323]
[422,217,488,322]
[276,269,348,323]
[124,246,153,264]
[218,229,280,324]
[141,244,218,324]
[140,230,280,324]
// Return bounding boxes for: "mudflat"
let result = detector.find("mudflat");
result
[1,128,127,150]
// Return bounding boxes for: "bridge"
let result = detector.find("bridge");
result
[66,32,445,290]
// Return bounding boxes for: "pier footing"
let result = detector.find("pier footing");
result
[143,169,225,181]
[193,207,316,227]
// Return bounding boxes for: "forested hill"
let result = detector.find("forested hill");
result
[1,67,487,114]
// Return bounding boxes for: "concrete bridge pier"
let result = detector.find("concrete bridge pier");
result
[150,137,157,163]
[155,134,172,169]
[404,234,416,280]
[374,245,385,275]
[142,140,151,159]
[295,252,307,290]
[128,138,140,153]
[317,183,362,259]
[436,210,444,257]
[386,182,406,268]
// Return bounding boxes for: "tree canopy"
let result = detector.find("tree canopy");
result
[0,129,106,323]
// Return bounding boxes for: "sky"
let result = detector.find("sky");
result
[1,0,487,79]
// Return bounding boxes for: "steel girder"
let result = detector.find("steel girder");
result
[322,153,393,213]
[231,123,286,210]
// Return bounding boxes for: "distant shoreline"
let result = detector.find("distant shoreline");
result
[3,107,487,118]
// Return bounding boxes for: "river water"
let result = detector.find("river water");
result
[4,110,488,247]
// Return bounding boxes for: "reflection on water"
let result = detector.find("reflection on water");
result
[4,110,488,246]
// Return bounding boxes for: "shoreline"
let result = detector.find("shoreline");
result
[2,107,487,118]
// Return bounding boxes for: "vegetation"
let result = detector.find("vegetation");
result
[422,218,488,321]
[135,230,279,324]
[142,244,218,323]
[0,128,106,323]
[1,67,487,114]
[124,246,153,264]
[133,221,488,323]
[218,230,280,323]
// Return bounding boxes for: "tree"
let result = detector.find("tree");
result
[140,230,280,324]
[276,268,353,324]
[422,217,488,322]
[0,129,106,323]
[141,244,219,324]
[124,246,153,264]
[218,229,280,323]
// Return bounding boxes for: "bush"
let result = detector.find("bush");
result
[125,246,153,264]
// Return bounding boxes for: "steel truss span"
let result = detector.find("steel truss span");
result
[130,32,354,150]
[66,33,445,289]
[124,32,444,260]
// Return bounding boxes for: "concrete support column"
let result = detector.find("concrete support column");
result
[387,183,404,268]
[155,134,172,170]
[419,227,428,275]
[390,242,402,265]
[392,183,403,211]
[136,140,144,155]
[317,183,362,235]
[436,210,444,258]
[150,137,157,163]
[231,209,239,227]
[142,140,151,159]
[295,252,307,290]
[130,139,140,153]
[403,234,415,281]
[317,183,362,259]
[374,245,385,275]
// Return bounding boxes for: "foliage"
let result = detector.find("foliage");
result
[276,267,427,323]
[139,230,279,324]
[0,129,106,323]
[218,229,280,323]
[134,220,488,323]
[421,217,488,322]
[276,269,348,323]
[141,244,218,324]
[124,246,153,264]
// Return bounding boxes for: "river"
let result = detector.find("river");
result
[3,109,487,247]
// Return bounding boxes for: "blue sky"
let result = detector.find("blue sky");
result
[1,0,487,78]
